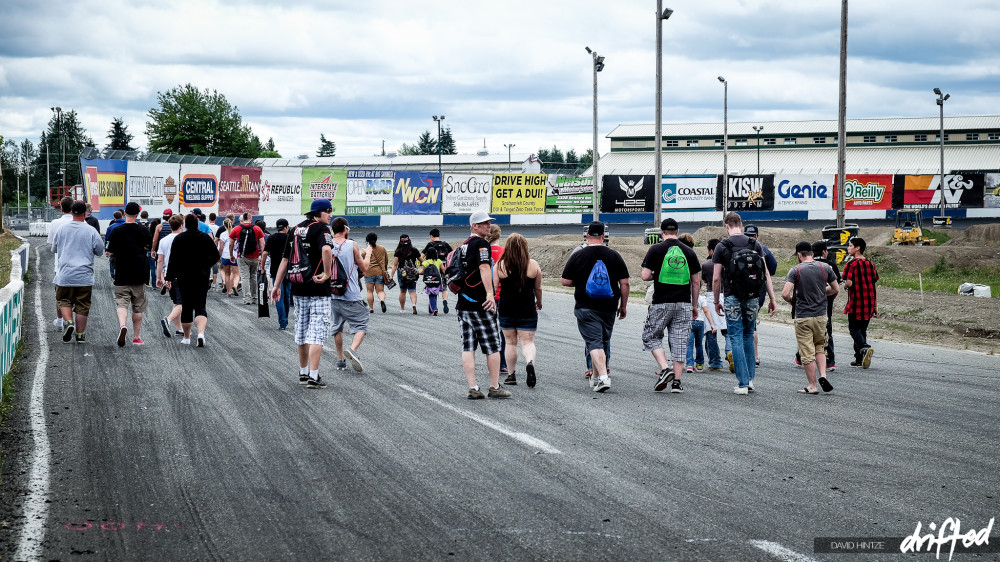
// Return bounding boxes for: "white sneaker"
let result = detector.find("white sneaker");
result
[593,377,611,393]
[733,386,749,395]
[53,318,63,330]
[748,380,756,393]
[180,338,191,345]
[197,334,205,348]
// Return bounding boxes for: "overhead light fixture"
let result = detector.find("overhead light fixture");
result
[662,8,673,19]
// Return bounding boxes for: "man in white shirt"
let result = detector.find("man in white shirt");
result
[47,196,75,330]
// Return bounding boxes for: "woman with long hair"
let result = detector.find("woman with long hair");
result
[487,224,509,376]
[361,232,389,313]
[217,218,237,296]
[389,234,421,314]
[492,232,542,387]
[166,213,221,346]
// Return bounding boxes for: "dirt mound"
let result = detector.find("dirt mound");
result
[943,224,1000,247]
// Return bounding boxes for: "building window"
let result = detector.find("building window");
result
[884,135,897,143]
[687,140,698,147]
[735,139,748,146]
[764,138,776,145]
[967,133,980,141]
[813,137,827,144]
[714,139,724,146]
[620,140,651,149]
[914,134,927,142]
[936,134,949,142]
[863,136,876,143]
[666,140,679,147]
[990,132,1000,141]
[784,138,797,145]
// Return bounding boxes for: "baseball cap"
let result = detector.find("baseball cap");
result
[744,224,759,237]
[310,198,333,213]
[71,201,87,215]
[275,218,289,229]
[192,207,203,216]
[586,221,606,237]
[125,202,141,216]
[795,241,813,254]
[660,217,679,231]
[162,208,173,216]
[469,210,494,225]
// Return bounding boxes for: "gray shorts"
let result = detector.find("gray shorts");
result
[330,299,370,336]
[642,302,692,364]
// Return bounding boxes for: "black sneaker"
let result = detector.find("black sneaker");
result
[380,300,387,313]
[670,380,684,394]
[117,326,127,347]
[525,361,536,388]
[62,322,75,343]
[299,374,309,385]
[306,377,327,389]
[442,300,449,314]
[654,367,675,392]
[503,371,517,385]
[160,317,171,338]
[75,333,86,344]
[850,360,862,367]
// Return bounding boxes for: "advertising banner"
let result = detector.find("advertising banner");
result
[219,166,262,216]
[125,161,181,213]
[301,169,347,215]
[259,167,302,218]
[546,175,595,213]
[660,175,716,210]
[346,170,394,215]
[393,171,442,215]
[601,175,655,213]
[178,164,220,215]
[892,174,985,209]
[832,174,893,210]
[773,174,834,211]
[491,174,547,214]
[441,173,492,214]
[715,175,775,212]
[985,174,1000,209]
[80,158,127,219]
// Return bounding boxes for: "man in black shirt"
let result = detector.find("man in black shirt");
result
[261,218,292,330]
[106,202,153,346]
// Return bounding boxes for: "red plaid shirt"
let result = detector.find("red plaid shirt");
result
[843,257,879,320]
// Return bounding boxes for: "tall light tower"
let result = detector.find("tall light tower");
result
[654,3,674,227]
[586,46,605,222]
[717,76,728,216]
[432,115,445,176]
[52,106,64,189]
[934,88,950,222]
[504,143,515,172]
[752,125,764,174]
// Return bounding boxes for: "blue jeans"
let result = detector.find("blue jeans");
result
[724,295,760,388]
[274,278,293,328]
[147,252,156,286]
[686,320,705,367]
[704,327,723,369]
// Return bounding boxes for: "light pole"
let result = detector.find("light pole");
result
[752,125,764,174]
[654,3,673,227]
[432,115,445,176]
[934,88,950,221]
[836,0,848,228]
[586,46,605,222]
[504,143,515,172]
[718,76,728,215]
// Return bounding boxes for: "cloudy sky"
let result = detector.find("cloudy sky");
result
[1,0,998,160]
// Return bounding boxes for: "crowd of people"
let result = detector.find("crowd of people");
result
[46,197,880,399]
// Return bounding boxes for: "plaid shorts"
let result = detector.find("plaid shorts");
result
[642,302,693,364]
[293,295,331,346]
[457,309,502,355]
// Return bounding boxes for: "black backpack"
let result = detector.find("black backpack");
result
[238,223,257,256]
[445,236,476,294]
[329,241,350,296]
[287,224,320,285]
[721,238,766,300]
[422,262,442,287]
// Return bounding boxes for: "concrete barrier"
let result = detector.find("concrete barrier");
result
[1,238,28,396]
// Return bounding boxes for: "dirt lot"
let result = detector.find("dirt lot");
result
[526,224,1000,355]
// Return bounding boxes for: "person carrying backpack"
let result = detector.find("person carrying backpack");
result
[389,234,421,314]
[419,247,444,315]
[329,217,370,373]
[228,212,265,305]
[712,212,778,395]
[422,228,454,313]
[640,218,701,394]
[560,221,630,394]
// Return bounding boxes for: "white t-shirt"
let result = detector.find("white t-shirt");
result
[218,230,231,260]
[705,290,727,330]
[158,232,179,276]
[695,294,706,322]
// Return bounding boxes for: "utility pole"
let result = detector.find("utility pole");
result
[836,0,848,229]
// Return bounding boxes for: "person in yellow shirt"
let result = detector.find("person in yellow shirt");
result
[419,247,445,315]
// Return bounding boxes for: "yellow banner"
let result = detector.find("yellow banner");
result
[97,171,126,207]
[490,174,546,214]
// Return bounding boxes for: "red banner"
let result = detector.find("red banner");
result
[833,174,893,210]
[219,166,262,216]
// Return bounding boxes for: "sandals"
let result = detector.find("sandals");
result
[798,387,819,395]
[818,377,834,393]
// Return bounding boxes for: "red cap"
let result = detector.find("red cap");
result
[162,208,173,216]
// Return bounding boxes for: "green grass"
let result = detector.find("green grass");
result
[922,229,952,245]
[0,341,25,485]
[0,232,26,284]
[879,261,1000,296]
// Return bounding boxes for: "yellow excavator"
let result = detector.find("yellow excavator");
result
[892,210,936,245]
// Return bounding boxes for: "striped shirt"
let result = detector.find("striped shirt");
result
[842,257,879,320]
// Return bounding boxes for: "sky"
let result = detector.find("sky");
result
[1,0,999,161]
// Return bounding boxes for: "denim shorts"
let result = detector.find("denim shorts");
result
[397,271,417,292]
[364,275,384,285]
[498,315,538,331]
[221,258,234,267]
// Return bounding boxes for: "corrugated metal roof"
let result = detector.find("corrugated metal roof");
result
[609,116,1000,138]
[255,153,531,167]
[586,144,1000,176]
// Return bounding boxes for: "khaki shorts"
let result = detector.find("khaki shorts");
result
[56,285,93,316]
[114,284,148,313]
[794,316,828,365]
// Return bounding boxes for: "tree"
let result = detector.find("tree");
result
[579,148,594,172]
[416,130,437,155]
[317,134,336,157]
[397,143,420,156]
[439,126,456,155]
[39,109,95,188]
[536,145,566,173]
[145,83,259,158]
[105,117,135,151]
[0,138,16,206]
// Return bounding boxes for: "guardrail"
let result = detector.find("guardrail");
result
[1,238,29,397]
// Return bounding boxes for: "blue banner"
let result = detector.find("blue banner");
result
[393,171,442,215]
[80,158,128,220]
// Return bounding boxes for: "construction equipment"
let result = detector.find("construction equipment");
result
[892,210,936,245]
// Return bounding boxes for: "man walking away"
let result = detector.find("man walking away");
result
[166,214,221,347]
[641,218,700,394]
[842,236,879,369]
[156,215,186,339]
[561,221,629,393]
[422,228,454,313]
[261,218,292,330]
[744,224,777,366]
[794,241,841,370]
[229,212,266,305]
[329,217,370,372]
[781,242,839,394]
[49,201,105,344]
[48,196,75,330]
[106,202,153,346]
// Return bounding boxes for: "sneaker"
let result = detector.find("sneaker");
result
[117,326,128,347]
[827,363,836,372]
[670,380,684,393]
[442,300,449,314]
[180,338,191,345]
[132,338,144,345]
[412,305,417,315]
[593,377,611,393]
[344,347,364,372]
[468,387,485,400]
[503,371,517,385]
[861,346,874,369]
[709,367,724,372]
[695,363,704,372]
[62,322,75,343]
[654,367,675,392]
[336,360,347,371]
[175,330,184,336]
[525,361,536,388]
[748,380,756,393]
[380,301,387,313]
[53,317,63,330]
[75,333,86,344]
[685,366,694,373]
[487,385,511,398]
[734,386,749,395]
[278,326,288,331]
[794,355,802,367]
[299,374,309,385]
[306,377,327,389]
[727,352,735,373]
[160,317,171,337]
[197,334,206,348]
[850,360,862,367]
[755,359,760,366]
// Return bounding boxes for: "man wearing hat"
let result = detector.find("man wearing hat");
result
[229,212,266,305]
[49,201,105,344]
[271,199,335,389]
[261,218,292,330]
[781,242,839,394]
[456,210,510,399]
[192,208,214,236]
[151,207,174,257]
[106,202,154,346]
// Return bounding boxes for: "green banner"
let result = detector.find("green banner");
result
[301,169,348,215]
[546,175,596,213]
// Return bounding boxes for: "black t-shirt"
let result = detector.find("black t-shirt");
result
[106,222,153,286]
[712,234,765,296]
[264,231,288,278]
[456,236,493,311]
[701,259,715,291]
[284,219,334,297]
[561,245,630,312]
[641,239,700,304]
[422,239,453,261]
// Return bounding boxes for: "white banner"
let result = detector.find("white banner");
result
[125,161,181,213]
[441,173,492,214]
[660,175,716,210]
[259,167,302,218]
[774,174,834,211]
[178,163,221,217]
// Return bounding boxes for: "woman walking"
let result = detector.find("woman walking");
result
[487,224,510,376]
[166,213,221,346]
[493,233,542,387]
[362,232,389,313]
[389,234,421,314]
[217,218,237,296]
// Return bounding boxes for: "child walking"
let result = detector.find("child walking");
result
[420,248,445,316]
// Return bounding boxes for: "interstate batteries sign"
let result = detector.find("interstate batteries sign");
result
[715,175,775,212]
[601,175,655,213]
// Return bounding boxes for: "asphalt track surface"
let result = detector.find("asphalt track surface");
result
[3,243,999,561]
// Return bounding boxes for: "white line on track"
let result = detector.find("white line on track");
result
[749,539,819,562]
[397,384,562,455]
[15,249,52,561]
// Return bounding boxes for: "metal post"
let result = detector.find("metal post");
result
[432,115,445,176]
[935,88,950,220]
[718,77,728,216]
[753,125,764,174]
[504,143,515,172]
[654,4,673,228]
[836,0,848,229]
[586,47,603,222]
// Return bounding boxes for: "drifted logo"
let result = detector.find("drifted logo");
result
[666,255,686,269]
[843,179,885,204]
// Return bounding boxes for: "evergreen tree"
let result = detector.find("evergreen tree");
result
[397,143,420,156]
[416,131,437,155]
[39,109,95,188]
[105,117,135,151]
[317,134,336,157]
[579,148,594,172]
[439,126,456,155]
